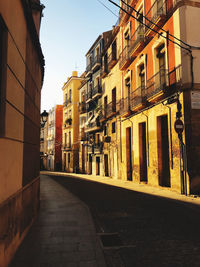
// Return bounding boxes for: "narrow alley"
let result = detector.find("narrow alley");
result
[10,175,106,267]
[11,174,200,267]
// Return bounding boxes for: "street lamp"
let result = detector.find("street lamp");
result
[40,110,48,126]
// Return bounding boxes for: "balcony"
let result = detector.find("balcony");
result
[119,0,134,25]
[94,142,104,154]
[62,144,72,151]
[119,46,131,70]
[119,97,132,117]
[86,63,92,77]
[79,102,86,114]
[63,118,72,128]
[92,84,102,99]
[87,143,103,154]
[129,25,147,59]
[130,85,147,112]
[101,63,108,78]
[92,55,101,71]
[146,69,167,102]
[85,113,101,133]
[63,99,68,107]
[108,51,117,71]
[80,127,86,141]
[145,0,167,38]
[85,90,92,103]
[101,101,120,121]
[168,65,182,87]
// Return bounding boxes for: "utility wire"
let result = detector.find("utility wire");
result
[120,0,200,50]
[108,0,191,52]
[96,0,119,18]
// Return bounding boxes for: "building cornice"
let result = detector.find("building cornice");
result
[21,0,45,83]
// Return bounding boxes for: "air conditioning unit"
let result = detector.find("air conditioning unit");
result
[103,136,111,143]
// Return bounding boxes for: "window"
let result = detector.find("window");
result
[112,122,116,133]
[112,88,116,112]
[112,40,117,60]
[156,44,166,85]
[69,89,72,103]
[104,125,107,136]
[69,131,71,147]
[0,16,7,136]
[139,64,145,88]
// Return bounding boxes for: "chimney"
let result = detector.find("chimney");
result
[72,71,78,77]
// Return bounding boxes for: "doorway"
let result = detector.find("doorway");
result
[88,154,92,175]
[96,157,100,175]
[82,145,85,173]
[104,154,109,176]
[126,127,132,181]
[157,115,170,187]
[139,122,148,182]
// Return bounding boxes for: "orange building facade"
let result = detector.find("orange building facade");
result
[114,0,200,194]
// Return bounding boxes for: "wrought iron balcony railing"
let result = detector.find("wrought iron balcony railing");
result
[85,90,92,102]
[62,143,72,150]
[92,55,101,69]
[129,25,147,58]
[146,69,167,99]
[86,62,92,74]
[92,84,102,98]
[145,0,167,36]
[80,127,86,141]
[107,50,117,71]
[119,45,131,70]
[79,102,86,114]
[101,101,120,120]
[130,85,146,110]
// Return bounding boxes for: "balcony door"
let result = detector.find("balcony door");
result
[112,88,116,112]
[104,96,107,117]
[157,44,166,87]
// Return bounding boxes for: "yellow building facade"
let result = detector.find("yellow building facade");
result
[78,75,88,174]
[62,71,83,173]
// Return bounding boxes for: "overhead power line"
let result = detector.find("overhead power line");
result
[108,0,191,52]
[120,0,200,50]
[96,0,119,18]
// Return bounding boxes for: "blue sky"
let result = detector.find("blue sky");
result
[40,0,119,112]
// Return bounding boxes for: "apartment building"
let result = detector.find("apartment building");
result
[116,0,200,194]
[78,73,88,174]
[0,0,44,265]
[100,24,122,178]
[85,31,112,175]
[62,71,83,173]
[47,105,63,171]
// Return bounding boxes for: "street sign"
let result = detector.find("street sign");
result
[174,119,184,134]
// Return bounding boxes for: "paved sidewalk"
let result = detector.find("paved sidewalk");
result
[41,171,200,207]
[10,175,106,267]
